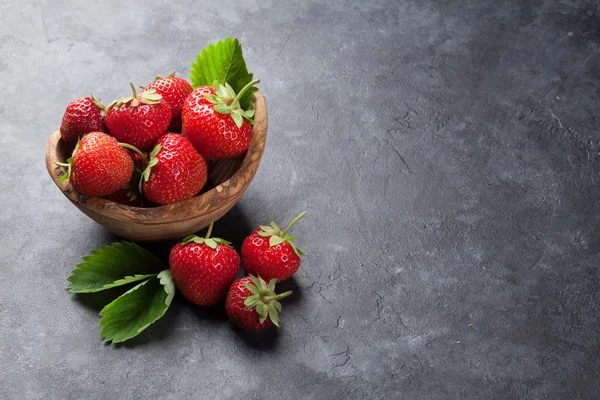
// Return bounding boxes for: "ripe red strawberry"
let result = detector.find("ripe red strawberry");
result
[143,73,193,132]
[169,222,240,306]
[182,79,259,160]
[241,212,307,281]
[60,96,106,143]
[225,275,291,331]
[105,84,171,151]
[56,132,133,197]
[140,133,208,205]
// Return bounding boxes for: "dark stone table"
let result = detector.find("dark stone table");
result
[1,0,598,398]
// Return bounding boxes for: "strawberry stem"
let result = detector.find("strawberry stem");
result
[54,162,70,167]
[129,82,138,98]
[205,221,214,239]
[229,79,260,110]
[263,291,293,302]
[118,143,149,164]
[282,211,307,237]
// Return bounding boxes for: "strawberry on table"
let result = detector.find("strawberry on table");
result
[182,79,259,160]
[225,275,291,331]
[169,221,240,306]
[143,73,193,132]
[140,133,208,205]
[55,132,133,197]
[105,83,171,151]
[60,96,106,143]
[241,212,307,282]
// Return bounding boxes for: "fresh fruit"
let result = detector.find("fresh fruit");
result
[141,134,208,205]
[225,275,291,331]
[105,84,171,151]
[56,132,133,197]
[143,73,193,132]
[241,212,307,281]
[169,222,240,306]
[182,80,259,160]
[60,96,106,143]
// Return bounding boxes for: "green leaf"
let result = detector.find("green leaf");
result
[244,282,259,295]
[231,112,243,128]
[98,273,172,343]
[268,279,277,292]
[244,294,259,308]
[67,242,165,293]
[157,270,175,306]
[270,221,280,231]
[249,274,261,288]
[268,306,279,327]
[269,236,285,247]
[189,37,257,110]
[57,173,69,182]
[204,238,217,249]
[150,144,162,158]
[214,104,231,114]
[106,274,157,288]
[290,242,306,257]
[202,94,219,104]
[256,302,268,318]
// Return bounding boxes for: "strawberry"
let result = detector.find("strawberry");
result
[59,96,106,143]
[225,275,291,331]
[140,133,208,205]
[55,132,133,197]
[143,73,193,133]
[105,84,171,151]
[169,221,240,306]
[105,152,145,207]
[182,79,259,160]
[241,212,307,281]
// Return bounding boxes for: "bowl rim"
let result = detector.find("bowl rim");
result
[45,91,268,225]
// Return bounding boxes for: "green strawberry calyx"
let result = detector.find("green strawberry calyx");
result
[106,83,163,111]
[203,78,260,129]
[154,72,176,81]
[243,274,292,327]
[55,137,81,182]
[91,94,107,117]
[127,142,161,193]
[181,221,233,249]
[257,211,307,257]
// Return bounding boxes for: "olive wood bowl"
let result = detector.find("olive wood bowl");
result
[45,92,267,242]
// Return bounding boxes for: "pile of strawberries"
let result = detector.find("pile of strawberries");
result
[170,212,306,330]
[58,39,308,333]
[56,74,259,206]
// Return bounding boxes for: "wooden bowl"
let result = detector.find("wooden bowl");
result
[45,92,267,242]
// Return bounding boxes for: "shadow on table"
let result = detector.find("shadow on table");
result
[234,325,280,350]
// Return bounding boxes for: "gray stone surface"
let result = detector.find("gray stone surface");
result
[1,0,599,398]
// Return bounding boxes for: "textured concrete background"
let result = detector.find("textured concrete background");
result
[1,0,599,398]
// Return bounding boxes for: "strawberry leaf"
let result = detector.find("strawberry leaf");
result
[98,271,174,343]
[66,242,165,293]
[190,37,257,110]
[269,236,285,247]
